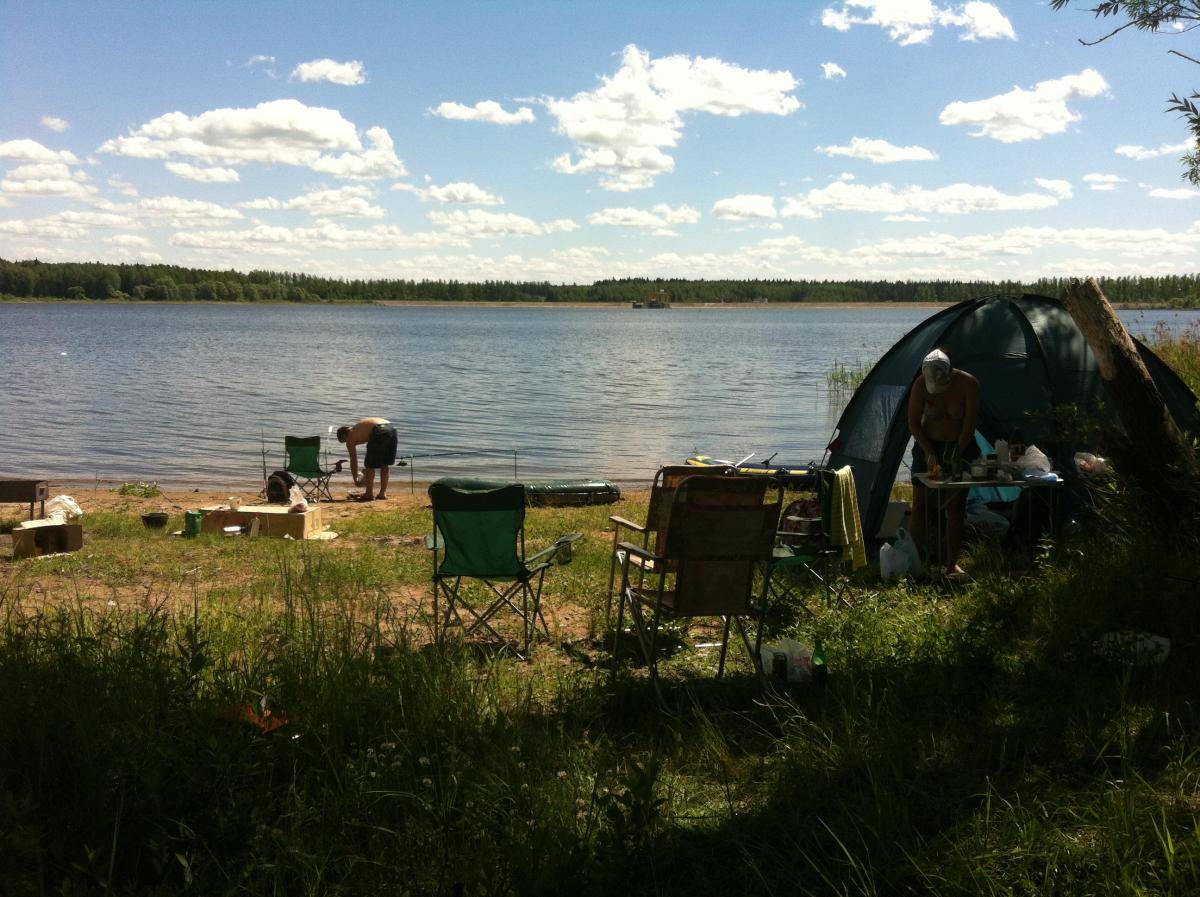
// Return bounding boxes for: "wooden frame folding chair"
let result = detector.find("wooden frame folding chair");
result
[606,464,733,629]
[612,475,782,693]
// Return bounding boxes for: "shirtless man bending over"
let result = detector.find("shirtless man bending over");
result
[336,417,398,501]
[907,349,981,575]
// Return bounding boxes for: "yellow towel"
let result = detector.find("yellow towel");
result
[829,465,867,570]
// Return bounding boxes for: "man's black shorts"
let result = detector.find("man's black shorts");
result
[364,424,398,468]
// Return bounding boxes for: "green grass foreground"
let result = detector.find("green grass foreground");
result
[3,331,1199,896]
[2,489,1199,897]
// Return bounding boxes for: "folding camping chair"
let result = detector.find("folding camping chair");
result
[764,467,855,615]
[284,436,338,502]
[427,478,582,659]
[612,475,782,691]
[606,464,733,628]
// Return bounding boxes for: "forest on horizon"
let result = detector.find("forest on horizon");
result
[3,257,1199,307]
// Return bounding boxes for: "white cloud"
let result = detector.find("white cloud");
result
[1083,173,1125,192]
[0,139,80,164]
[41,116,69,132]
[240,184,385,218]
[1115,141,1193,161]
[4,162,83,181]
[107,175,139,197]
[636,221,1200,280]
[170,221,469,252]
[821,1,1015,45]
[291,58,367,86]
[393,180,504,205]
[138,196,244,227]
[587,203,701,234]
[99,99,406,179]
[711,194,778,220]
[426,208,578,237]
[244,54,278,77]
[107,234,153,248]
[430,100,536,125]
[940,69,1109,142]
[1033,177,1073,200]
[546,44,800,191]
[308,126,407,179]
[821,62,847,80]
[165,162,241,183]
[816,136,938,163]
[780,179,1064,218]
[0,160,96,200]
[0,208,138,241]
[1148,187,1200,200]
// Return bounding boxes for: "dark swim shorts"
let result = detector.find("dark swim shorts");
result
[912,439,980,476]
[364,424,398,468]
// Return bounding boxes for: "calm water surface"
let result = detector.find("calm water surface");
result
[1,303,1196,487]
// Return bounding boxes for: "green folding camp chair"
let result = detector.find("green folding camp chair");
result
[284,436,338,502]
[613,475,782,692]
[764,468,854,615]
[427,478,582,659]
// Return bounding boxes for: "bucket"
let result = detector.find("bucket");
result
[184,510,204,538]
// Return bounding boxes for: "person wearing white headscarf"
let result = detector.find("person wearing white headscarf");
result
[907,348,981,576]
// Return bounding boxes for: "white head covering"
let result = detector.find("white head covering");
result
[922,349,953,395]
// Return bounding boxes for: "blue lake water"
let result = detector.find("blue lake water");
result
[1,302,1196,488]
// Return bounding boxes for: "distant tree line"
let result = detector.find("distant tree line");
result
[2,258,1199,307]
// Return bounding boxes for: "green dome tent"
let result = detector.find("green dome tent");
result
[826,294,1200,541]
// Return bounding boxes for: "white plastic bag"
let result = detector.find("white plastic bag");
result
[879,527,922,580]
[1015,445,1051,473]
[1093,631,1170,666]
[44,495,84,522]
[759,638,814,683]
[287,486,309,514]
[1074,452,1109,477]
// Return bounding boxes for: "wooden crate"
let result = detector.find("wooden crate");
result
[11,519,83,558]
[198,504,325,540]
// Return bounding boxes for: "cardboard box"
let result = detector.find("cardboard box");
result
[12,519,83,558]
[198,504,325,540]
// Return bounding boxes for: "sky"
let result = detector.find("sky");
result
[2,0,1199,284]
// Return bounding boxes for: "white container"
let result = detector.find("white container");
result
[995,440,1010,464]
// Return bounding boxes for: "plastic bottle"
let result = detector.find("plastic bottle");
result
[995,439,1009,465]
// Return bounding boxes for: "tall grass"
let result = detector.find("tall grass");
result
[826,359,872,401]
[2,501,1199,895]
[1150,320,1200,393]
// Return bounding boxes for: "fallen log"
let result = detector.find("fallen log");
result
[1063,276,1200,530]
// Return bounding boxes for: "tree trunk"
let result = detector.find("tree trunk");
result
[1063,276,1200,529]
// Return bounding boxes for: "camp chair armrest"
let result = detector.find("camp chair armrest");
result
[609,515,647,534]
[527,531,584,566]
[616,541,663,565]
[425,532,443,551]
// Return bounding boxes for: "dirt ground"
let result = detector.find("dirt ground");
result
[0,480,638,653]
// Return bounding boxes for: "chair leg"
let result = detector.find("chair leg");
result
[605,529,621,629]
[645,584,665,691]
[611,588,628,675]
[717,616,732,679]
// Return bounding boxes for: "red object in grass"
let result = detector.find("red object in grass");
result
[223,702,289,734]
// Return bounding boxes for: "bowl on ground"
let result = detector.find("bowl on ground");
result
[141,512,170,529]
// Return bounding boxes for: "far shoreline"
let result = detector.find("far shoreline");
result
[2,297,1194,311]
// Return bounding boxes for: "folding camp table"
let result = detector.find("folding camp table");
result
[915,473,1062,567]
